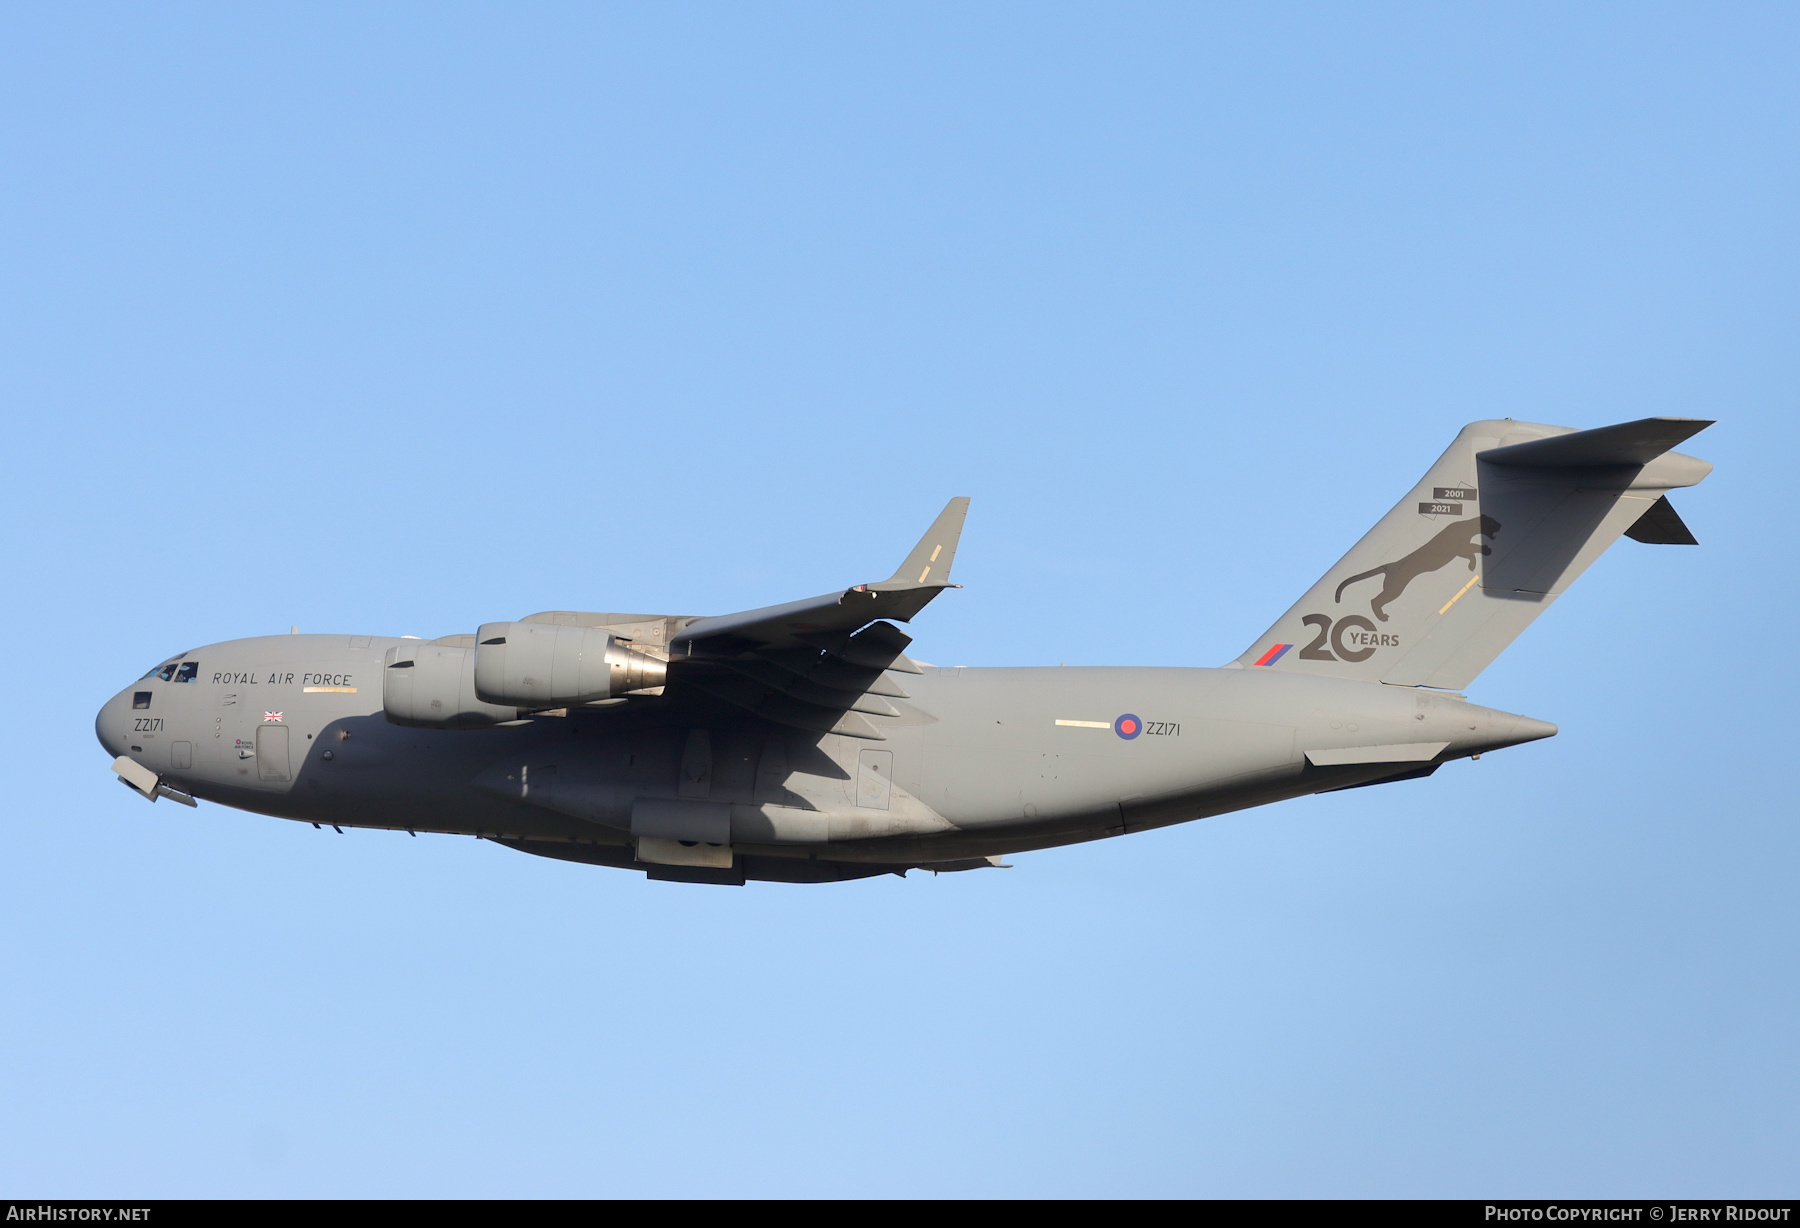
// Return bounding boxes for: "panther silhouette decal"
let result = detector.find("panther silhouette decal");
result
[1334,514,1502,622]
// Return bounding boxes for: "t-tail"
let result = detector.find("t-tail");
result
[1235,417,1714,689]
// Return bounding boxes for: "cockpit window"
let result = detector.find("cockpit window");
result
[174,662,198,683]
[140,663,171,680]
[157,663,179,681]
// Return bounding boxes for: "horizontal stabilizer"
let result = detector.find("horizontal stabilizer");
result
[1478,417,1713,468]
[1624,495,1698,545]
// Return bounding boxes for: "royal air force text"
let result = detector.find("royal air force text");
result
[210,672,354,687]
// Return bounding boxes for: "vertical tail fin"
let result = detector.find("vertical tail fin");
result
[1236,417,1714,689]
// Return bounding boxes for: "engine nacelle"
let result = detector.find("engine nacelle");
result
[472,621,667,708]
[383,643,521,728]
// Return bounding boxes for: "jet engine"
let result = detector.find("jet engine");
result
[382,642,521,728]
[472,621,668,708]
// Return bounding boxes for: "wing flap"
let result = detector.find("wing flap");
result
[720,658,901,717]
[680,668,888,740]
[759,647,910,698]
[664,499,966,735]
[799,621,924,674]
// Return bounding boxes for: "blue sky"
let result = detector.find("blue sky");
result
[2,3,1795,1196]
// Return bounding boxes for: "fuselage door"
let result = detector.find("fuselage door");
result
[256,724,291,782]
[856,749,893,810]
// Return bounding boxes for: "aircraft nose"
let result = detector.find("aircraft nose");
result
[95,689,131,758]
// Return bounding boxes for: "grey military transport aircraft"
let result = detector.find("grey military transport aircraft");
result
[97,416,1713,885]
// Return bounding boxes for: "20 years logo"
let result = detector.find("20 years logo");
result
[1296,511,1502,663]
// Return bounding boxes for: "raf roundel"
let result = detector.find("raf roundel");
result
[1114,713,1142,740]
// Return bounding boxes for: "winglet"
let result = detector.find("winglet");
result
[873,497,970,590]
[670,497,972,659]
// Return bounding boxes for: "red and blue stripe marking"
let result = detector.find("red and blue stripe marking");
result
[1253,643,1292,667]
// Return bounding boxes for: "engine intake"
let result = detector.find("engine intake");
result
[472,621,667,708]
[383,643,521,728]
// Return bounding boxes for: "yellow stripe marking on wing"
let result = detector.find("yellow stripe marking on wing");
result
[1438,574,1481,615]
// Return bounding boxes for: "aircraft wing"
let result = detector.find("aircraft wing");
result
[667,497,969,741]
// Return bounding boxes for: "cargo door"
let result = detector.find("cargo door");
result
[255,724,291,782]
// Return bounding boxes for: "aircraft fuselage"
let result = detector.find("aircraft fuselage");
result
[96,633,1553,883]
